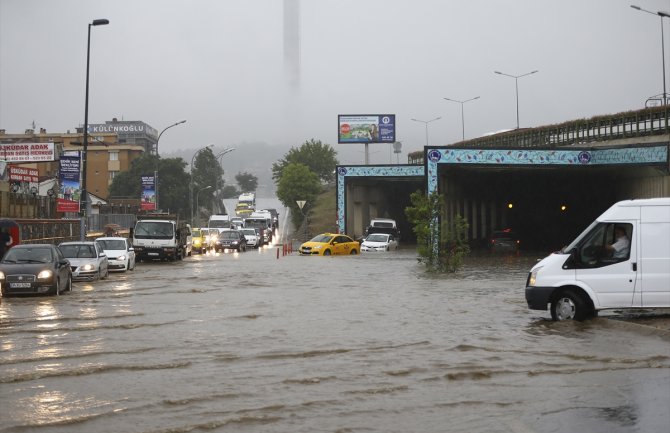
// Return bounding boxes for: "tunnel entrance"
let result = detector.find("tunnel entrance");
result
[441,165,631,252]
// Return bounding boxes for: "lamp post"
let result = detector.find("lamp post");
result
[494,69,538,129]
[80,18,109,241]
[443,96,480,141]
[189,144,214,224]
[195,185,212,226]
[410,117,442,146]
[155,119,186,210]
[631,5,669,105]
[214,148,235,214]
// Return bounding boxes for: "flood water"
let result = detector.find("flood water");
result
[1,213,669,432]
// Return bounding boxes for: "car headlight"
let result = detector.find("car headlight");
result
[118,255,126,261]
[0,271,5,280]
[82,264,94,271]
[38,270,53,279]
[528,268,540,287]
[313,245,322,250]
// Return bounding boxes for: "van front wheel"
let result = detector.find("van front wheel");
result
[551,289,590,321]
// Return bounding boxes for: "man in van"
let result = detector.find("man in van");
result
[605,226,630,259]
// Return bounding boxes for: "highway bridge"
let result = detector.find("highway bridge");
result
[337,106,669,252]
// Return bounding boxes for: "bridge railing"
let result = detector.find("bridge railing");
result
[408,106,669,164]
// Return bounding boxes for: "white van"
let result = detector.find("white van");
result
[525,198,670,321]
[208,214,231,234]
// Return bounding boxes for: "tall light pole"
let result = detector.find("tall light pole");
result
[631,5,669,105]
[411,117,442,146]
[214,148,235,214]
[443,96,480,141]
[80,18,109,241]
[195,185,212,226]
[494,69,538,129]
[155,119,186,210]
[189,144,214,224]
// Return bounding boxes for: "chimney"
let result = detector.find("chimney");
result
[40,128,46,134]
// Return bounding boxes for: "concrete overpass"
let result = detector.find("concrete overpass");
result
[337,106,670,251]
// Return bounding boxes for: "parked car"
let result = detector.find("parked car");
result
[360,233,398,252]
[59,241,109,281]
[95,237,136,272]
[0,244,72,296]
[239,228,260,248]
[299,233,359,256]
[487,229,520,253]
[214,230,247,252]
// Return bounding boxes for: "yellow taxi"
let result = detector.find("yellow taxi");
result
[191,228,209,254]
[299,233,359,256]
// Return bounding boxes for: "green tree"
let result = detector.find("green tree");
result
[405,190,470,273]
[109,153,190,219]
[191,147,223,218]
[276,163,322,229]
[235,171,258,193]
[272,139,338,184]
[221,185,239,199]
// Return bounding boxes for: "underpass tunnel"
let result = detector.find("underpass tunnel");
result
[346,178,424,243]
[439,165,666,253]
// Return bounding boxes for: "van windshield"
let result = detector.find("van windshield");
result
[561,220,599,253]
[209,220,231,229]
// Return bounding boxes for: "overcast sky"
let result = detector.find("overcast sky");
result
[1,0,668,164]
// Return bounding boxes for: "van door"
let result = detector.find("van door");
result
[639,216,670,307]
[574,222,640,308]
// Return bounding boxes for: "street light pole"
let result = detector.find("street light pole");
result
[214,148,235,214]
[195,185,212,226]
[189,144,214,224]
[494,69,538,129]
[631,5,669,105]
[155,119,186,210]
[443,96,480,141]
[410,117,442,146]
[80,18,109,241]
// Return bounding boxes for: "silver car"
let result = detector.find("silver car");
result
[59,241,109,281]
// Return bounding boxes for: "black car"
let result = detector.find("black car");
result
[215,230,247,252]
[0,244,72,296]
[487,229,521,253]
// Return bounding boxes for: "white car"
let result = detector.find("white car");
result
[96,237,136,272]
[360,233,398,252]
[239,228,259,248]
[59,241,109,281]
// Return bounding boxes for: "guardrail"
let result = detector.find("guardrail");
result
[408,105,670,164]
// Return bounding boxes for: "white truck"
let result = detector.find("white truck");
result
[525,198,670,320]
[132,213,190,262]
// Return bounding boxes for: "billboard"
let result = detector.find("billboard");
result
[8,165,39,195]
[57,154,81,213]
[0,143,56,162]
[140,174,156,211]
[338,114,396,144]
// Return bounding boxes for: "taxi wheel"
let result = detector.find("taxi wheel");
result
[350,249,358,255]
[323,249,332,256]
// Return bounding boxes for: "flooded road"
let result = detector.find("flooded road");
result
[1,236,669,432]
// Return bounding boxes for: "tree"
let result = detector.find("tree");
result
[221,185,239,199]
[276,163,322,229]
[109,153,190,219]
[405,190,470,273]
[235,172,258,193]
[191,147,223,217]
[272,139,338,184]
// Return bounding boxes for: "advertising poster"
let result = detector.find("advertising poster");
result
[57,154,81,213]
[141,174,156,211]
[0,142,56,162]
[338,114,396,144]
[8,165,39,194]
